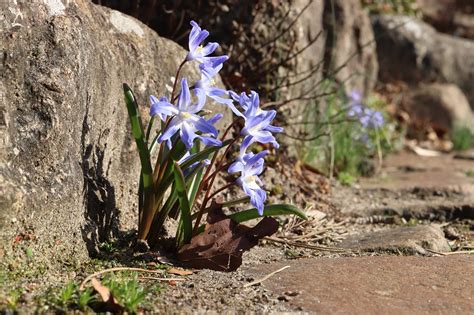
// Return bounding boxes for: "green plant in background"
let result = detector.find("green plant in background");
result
[300,84,398,183]
[2,288,23,310]
[452,125,474,151]
[77,288,95,311]
[58,281,76,307]
[361,0,420,16]
[102,273,147,313]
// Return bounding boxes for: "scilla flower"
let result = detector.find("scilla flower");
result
[347,90,384,129]
[228,91,283,152]
[228,150,268,215]
[186,21,218,63]
[151,78,221,150]
[195,56,234,107]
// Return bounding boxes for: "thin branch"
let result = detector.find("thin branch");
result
[80,267,164,290]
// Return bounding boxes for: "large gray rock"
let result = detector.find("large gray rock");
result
[0,0,230,266]
[401,83,474,133]
[373,15,474,107]
[417,0,474,40]
[321,0,378,95]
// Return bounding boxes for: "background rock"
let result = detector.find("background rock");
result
[339,225,451,254]
[0,0,231,267]
[321,0,378,95]
[401,83,474,134]
[417,0,474,40]
[372,15,474,107]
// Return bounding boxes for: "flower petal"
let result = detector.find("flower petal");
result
[177,78,191,111]
[194,117,218,137]
[158,117,181,142]
[198,135,222,147]
[228,160,244,174]
[180,122,197,150]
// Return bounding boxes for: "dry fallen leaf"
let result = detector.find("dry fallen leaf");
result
[178,202,279,271]
[167,268,193,276]
[91,277,123,313]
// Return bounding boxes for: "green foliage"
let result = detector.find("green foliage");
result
[452,125,474,151]
[299,84,400,183]
[99,242,117,254]
[44,281,95,312]
[102,273,147,313]
[3,288,23,310]
[465,170,474,178]
[337,172,357,186]
[58,281,76,306]
[230,204,308,223]
[173,162,193,248]
[77,288,95,311]
[361,0,420,16]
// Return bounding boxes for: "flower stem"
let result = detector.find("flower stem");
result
[205,182,236,202]
[191,118,240,234]
[171,59,187,101]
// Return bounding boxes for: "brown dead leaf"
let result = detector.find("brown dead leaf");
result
[91,277,123,313]
[167,268,193,276]
[177,202,279,272]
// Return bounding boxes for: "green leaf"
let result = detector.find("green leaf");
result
[123,84,154,240]
[145,115,156,143]
[147,162,205,245]
[173,162,192,247]
[155,139,232,197]
[187,140,203,204]
[229,204,307,223]
[221,196,250,208]
[180,139,232,170]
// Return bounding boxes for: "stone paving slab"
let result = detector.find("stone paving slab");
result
[333,151,474,218]
[248,255,474,314]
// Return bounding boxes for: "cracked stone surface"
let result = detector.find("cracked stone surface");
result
[333,151,474,220]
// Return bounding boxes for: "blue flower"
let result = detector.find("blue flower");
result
[228,150,268,215]
[347,90,384,129]
[228,90,283,153]
[186,21,219,63]
[151,78,222,150]
[195,56,234,108]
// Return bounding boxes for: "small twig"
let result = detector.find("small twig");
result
[80,267,164,290]
[243,265,290,288]
[138,276,185,282]
[426,249,474,256]
[442,250,474,256]
[265,236,347,253]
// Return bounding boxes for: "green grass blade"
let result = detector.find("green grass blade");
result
[229,204,308,223]
[173,162,192,247]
